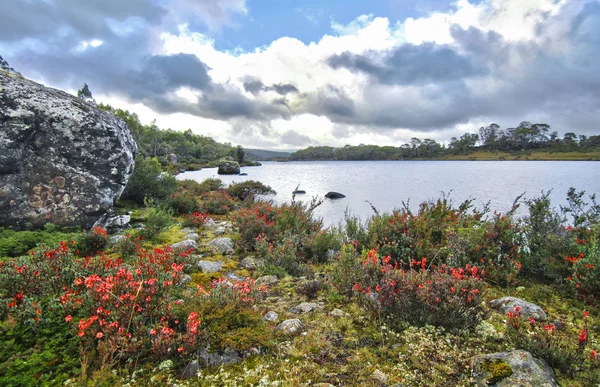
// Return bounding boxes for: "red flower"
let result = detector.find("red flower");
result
[591,350,598,360]
[579,330,588,343]
[65,315,73,323]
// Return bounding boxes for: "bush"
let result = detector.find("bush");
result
[199,191,236,215]
[226,180,275,201]
[182,212,210,229]
[0,224,79,257]
[353,249,487,331]
[178,178,224,195]
[567,226,600,300]
[167,190,202,215]
[330,244,365,299]
[75,226,109,256]
[232,202,277,251]
[122,157,177,204]
[137,207,174,241]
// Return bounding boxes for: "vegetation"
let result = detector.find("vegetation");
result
[290,121,600,161]
[1,176,599,385]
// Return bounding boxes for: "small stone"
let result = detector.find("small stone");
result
[256,275,279,285]
[289,302,323,314]
[329,309,346,318]
[179,274,193,285]
[109,235,127,244]
[207,237,234,254]
[240,256,262,270]
[184,232,199,241]
[199,349,242,367]
[179,360,199,379]
[276,319,303,334]
[197,260,224,273]
[170,240,198,251]
[180,227,195,234]
[372,369,388,383]
[214,226,226,235]
[264,311,279,322]
[205,218,216,227]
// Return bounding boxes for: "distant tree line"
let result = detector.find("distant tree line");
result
[290,122,600,161]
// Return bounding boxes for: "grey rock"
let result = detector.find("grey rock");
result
[207,237,234,254]
[204,218,216,227]
[0,72,136,229]
[180,227,195,234]
[179,274,193,285]
[372,369,388,383]
[264,311,279,322]
[109,235,127,244]
[214,226,226,235]
[226,271,243,281]
[471,350,558,386]
[290,302,324,314]
[329,309,346,318]
[240,256,263,270]
[325,191,346,199]
[179,360,199,379]
[197,260,224,273]
[199,349,242,367]
[293,190,306,194]
[256,275,279,285]
[276,319,303,334]
[217,159,241,175]
[95,214,130,233]
[184,232,199,241]
[170,240,198,251]
[489,297,548,321]
[167,153,177,164]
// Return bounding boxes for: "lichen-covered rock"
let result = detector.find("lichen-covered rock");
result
[240,256,262,270]
[329,309,347,318]
[199,349,243,367]
[471,350,558,386]
[289,302,324,314]
[184,232,199,241]
[197,260,224,273]
[489,297,548,321]
[179,360,199,379]
[264,311,279,322]
[207,237,234,254]
[217,159,240,175]
[256,275,279,285]
[0,72,136,229]
[170,240,198,251]
[276,319,303,334]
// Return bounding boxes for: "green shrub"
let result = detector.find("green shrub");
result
[226,180,275,201]
[138,206,174,241]
[178,178,223,195]
[167,191,202,215]
[0,224,79,257]
[330,244,365,298]
[567,226,600,300]
[122,157,177,204]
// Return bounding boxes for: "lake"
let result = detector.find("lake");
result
[178,161,600,228]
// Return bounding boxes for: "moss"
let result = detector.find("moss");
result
[482,359,513,384]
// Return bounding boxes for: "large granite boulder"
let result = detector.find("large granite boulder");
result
[0,72,136,229]
[471,350,558,386]
[217,159,240,175]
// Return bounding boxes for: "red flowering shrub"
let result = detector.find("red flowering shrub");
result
[566,227,600,300]
[75,226,109,256]
[199,191,235,215]
[352,248,487,331]
[232,202,278,251]
[505,308,599,382]
[182,211,210,229]
[168,190,202,215]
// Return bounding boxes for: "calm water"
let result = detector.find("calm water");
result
[178,161,600,227]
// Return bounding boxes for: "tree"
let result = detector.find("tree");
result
[77,83,95,104]
[234,145,245,163]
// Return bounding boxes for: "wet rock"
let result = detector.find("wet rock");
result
[256,275,279,285]
[293,190,306,194]
[264,311,279,322]
[170,240,198,252]
[325,191,345,199]
[489,297,547,321]
[197,260,224,273]
[207,237,234,254]
[289,302,324,314]
[0,72,136,229]
[217,159,240,175]
[471,350,558,386]
[276,319,303,334]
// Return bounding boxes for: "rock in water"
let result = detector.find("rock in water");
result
[217,159,240,175]
[325,191,345,199]
[0,73,136,229]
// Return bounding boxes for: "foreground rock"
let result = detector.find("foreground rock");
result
[325,191,345,199]
[197,260,224,273]
[217,159,240,175]
[240,256,262,270]
[170,240,198,252]
[0,72,136,229]
[207,237,234,254]
[276,319,303,334]
[471,350,558,386]
[290,302,324,314]
[489,297,548,321]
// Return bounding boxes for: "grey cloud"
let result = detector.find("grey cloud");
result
[328,43,487,85]
[242,77,298,95]
[280,131,314,146]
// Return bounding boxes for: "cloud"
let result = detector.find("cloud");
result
[1,0,599,150]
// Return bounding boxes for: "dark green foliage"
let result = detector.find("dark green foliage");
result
[226,180,275,201]
[200,191,235,215]
[122,157,178,204]
[167,191,202,215]
[74,227,108,256]
[138,207,174,241]
[178,178,223,195]
[0,224,78,257]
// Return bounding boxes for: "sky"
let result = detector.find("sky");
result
[0,0,599,150]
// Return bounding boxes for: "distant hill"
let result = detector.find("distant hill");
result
[245,148,292,160]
